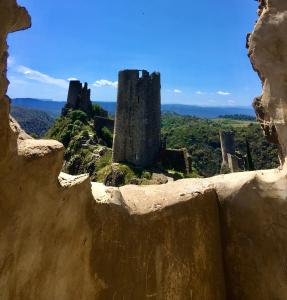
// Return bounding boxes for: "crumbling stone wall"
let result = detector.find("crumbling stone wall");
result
[63,80,93,116]
[220,131,236,167]
[94,116,114,134]
[160,148,192,174]
[220,131,244,173]
[112,70,161,167]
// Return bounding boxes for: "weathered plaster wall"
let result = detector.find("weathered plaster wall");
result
[248,0,287,162]
[2,0,287,300]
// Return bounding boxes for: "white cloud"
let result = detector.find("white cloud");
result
[93,79,118,88]
[67,77,78,81]
[173,89,182,94]
[196,91,205,95]
[16,65,68,89]
[217,91,231,96]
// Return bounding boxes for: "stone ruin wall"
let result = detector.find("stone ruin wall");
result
[219,131,245,173]
[94,116,114,135]
[64,80,92,116]
[160,148,192,174]
[220,131,236,166]
[112,70,161,168]
[2,0,287,299]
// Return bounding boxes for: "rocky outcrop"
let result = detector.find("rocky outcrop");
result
[2,0,287,300]
[248,0,287,164]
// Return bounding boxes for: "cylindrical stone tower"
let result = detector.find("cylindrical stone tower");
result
[112,69,161,168]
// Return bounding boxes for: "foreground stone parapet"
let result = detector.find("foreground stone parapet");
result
[91,181,226,299]
[211,170,287,300]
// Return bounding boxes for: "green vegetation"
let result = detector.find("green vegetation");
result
[161,113,279,177]
[100,127,113,148]
[10,106,54,137]
[218,114,256,121]
[46,108,114,180]
[45,107,279,183]
[46,106,198,185]
[92,104,108,118]
[13,102,279,182]
[96,163,153,185]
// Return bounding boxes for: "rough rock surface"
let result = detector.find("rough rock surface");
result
[248,0,287,163]
[2,0,287,300]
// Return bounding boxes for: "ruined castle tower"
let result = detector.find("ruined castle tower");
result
[220,131,236,167]
[220,131,245,173]
[112,70,161,167]
[63,80,93,116]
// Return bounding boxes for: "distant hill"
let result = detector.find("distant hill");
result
[12,98,116,117]
[162,104,255,118]
[11,98,255,118]
[10,105,55,137]
[12,98,65,117]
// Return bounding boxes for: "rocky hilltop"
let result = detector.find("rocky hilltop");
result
[1,1,287,300]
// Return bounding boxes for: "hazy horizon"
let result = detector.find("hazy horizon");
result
[12,97,255,109]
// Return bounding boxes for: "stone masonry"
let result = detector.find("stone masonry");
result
[112,70,161,167]
[63,80,93,116]
[220,131,245,173]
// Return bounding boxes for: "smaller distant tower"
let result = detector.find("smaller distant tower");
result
[220,131,236,169]
[63,80,93,116]
[220,131,245,173]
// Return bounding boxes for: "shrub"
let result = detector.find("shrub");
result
[60,130,72,147]
[82,130,90,138]
[69,110,88,123]
[101,127,113,147]
[92,104,108,118]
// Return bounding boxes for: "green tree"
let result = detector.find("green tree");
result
[92,104,108,118]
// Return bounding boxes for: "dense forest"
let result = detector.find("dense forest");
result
[162,113,279,177]
[10,106,54,137]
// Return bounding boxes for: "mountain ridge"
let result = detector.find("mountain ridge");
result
[11,98,255,118]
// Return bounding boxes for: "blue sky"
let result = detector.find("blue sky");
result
[7,0,261,106]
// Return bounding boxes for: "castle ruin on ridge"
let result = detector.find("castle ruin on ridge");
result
[62,80,93,116]
[220,131,245,173]
[112,70,161,167]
